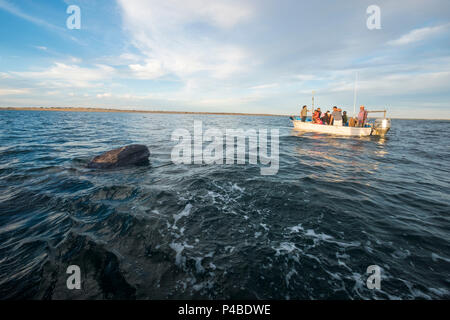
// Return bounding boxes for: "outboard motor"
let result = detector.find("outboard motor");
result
[372,118,391,136]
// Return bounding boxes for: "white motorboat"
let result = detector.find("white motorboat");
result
[291,79,391,137]
[290,117,391,137]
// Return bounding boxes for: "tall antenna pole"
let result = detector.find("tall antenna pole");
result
[353,73,358,118]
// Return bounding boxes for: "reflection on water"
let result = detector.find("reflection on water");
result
[292,131,384,178]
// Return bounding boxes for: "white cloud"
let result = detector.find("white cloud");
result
[196,95,262,107]
[117,0,253,82]
[0,72,11,79]
[387,24,449,46]
[118,0,252,31]
[0,88,29,95]
[119,53,142,63]
[249,83,279,90]
[129,59,165,80]
[96,93,112,98]
[11,62,115,88]
[328,71,450,95]
[70,57,82,64]
[294,74,324,81]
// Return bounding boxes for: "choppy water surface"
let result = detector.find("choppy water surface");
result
[0,110,449,299]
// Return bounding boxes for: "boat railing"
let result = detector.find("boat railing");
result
[367,110,388,118]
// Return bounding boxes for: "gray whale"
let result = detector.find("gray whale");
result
[87,144,150,169]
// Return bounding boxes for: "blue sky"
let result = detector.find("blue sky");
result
[0,0,449,118]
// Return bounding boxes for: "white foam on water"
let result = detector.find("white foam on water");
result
[231,183,245,193]
[285,268,298,287]
[288,224,304,233]
[364,245,374,253]
[428,287,450,297]
[194,257,205,274]
[303,229,361,248]
[337,259,352,272]
[172,203,192,229]
[325,270,342,281]
[193,280,214,292]
[0,219,27,235]
[409,288,432,299]
[170,241,194,267]
[392,248,410,259]
[305,229,333,241]
[193,283,204,291]
[169,242,185,266]
[273,242,303,262]
[328,239,361,248]
[274,242,298,254]
[225,246,235,253]
[431,252,450,263]
[336,252,350,259]
[304,253,321,264]
[206,191,220,204]
[205,251,214,258]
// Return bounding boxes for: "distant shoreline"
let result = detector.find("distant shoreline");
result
[0,107,448,120]
[0,107,286,117]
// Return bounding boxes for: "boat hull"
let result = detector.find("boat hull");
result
[292,120,374,136]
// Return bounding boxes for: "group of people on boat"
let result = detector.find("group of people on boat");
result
[300,105,368,127]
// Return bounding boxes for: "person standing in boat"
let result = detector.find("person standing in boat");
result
[330,106,343,126]
[321,111,329,125]
[342,111,348,125]
[358,105,368,127]
[300,105,308,122]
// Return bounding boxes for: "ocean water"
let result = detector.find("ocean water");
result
[0,110,449,300]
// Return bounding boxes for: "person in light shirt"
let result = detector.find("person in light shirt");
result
[330,106,343,126]
[358,105,368,127]
[300,105,308,122]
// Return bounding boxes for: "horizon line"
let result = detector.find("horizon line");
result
[1,106,449,121]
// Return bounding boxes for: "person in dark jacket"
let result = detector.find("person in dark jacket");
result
[321,111,329,125]
[342,111,348,125]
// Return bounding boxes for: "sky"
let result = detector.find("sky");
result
[0,0,449,119]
